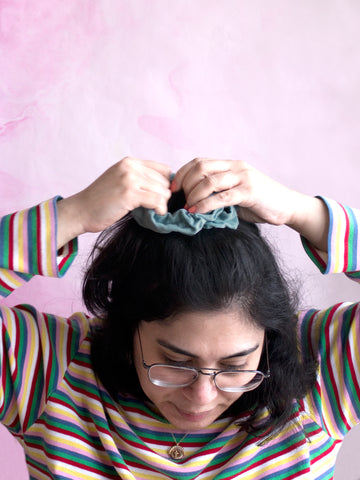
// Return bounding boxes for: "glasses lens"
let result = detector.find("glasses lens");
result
[148,365,197,387]
[215,371,264,392]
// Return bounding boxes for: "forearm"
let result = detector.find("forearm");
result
[286,195,329,252]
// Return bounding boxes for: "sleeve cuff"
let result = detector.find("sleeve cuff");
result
[301,196,359,275]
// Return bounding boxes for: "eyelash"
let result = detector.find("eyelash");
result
[163,357,190,367]
[222,364,247,371]
[163,357,248,371]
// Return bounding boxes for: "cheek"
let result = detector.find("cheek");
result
[133,351,169,403]
[137,372,180,412]
[134,353,147,391]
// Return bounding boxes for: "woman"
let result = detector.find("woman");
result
[0,157,358,479]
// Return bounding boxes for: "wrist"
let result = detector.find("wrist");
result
[286,195,329,251]
[56,194,87,249]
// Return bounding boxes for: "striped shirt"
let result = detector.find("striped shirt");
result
[0,196,359,479]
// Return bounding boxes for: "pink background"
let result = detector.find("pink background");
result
[1,1,360,478]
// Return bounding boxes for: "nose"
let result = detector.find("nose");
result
[182,371,218,405]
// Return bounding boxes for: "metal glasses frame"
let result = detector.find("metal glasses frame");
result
[137,328,270,393]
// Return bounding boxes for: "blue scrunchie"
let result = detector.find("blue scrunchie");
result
[132,205,239,235]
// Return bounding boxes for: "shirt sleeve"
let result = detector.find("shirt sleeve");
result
[299,303,360,440]
[0,303,90,438]
[301,196,360,281]
[0,197,78,297]
[0,198,87,438]
[299,199,360,439]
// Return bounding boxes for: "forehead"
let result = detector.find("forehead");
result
[140,309,264,351]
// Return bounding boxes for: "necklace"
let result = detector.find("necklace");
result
[168,432,189,460]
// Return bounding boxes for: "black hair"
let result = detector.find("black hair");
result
[83,192,317,437]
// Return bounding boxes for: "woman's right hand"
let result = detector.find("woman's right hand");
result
[57,157,171,248]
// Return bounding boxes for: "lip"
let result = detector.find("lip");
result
[174,406,213,421]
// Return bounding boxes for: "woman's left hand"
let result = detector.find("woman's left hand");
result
[172,158,298,225]
[173,158,329,250]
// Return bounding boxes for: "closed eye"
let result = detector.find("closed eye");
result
[221,364,248,371]
[163,357,193,367]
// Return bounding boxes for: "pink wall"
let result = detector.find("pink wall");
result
[1,1,360,478]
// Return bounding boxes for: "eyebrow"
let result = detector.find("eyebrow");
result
[157,339,260,359]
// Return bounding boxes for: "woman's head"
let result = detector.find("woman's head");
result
[134,309,266,431]
[83,201,316,434]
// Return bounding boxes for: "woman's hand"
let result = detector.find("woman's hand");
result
[173,158,329,250]
[57,157,171,248]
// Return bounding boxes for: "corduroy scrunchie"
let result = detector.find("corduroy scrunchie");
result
[132,204,239,235]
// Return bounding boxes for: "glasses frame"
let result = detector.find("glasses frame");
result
[137,328,270,393]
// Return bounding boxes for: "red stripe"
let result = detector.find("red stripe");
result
[242,437,306,473]
[324,304,351,431]
[346,344,360,398]
[62,375,101,402]
[12,310,21,383]
[37,416,107,451]
[310,438,339,465]
[340,204,350,271]
[36,205,42,275]
[26,440,116,478]
[8,214,14,270]
[306,310,318,360]
[0,277,13,293]
[51,397,112,435]
[344,306,360,400]
[59,240,76,273]
[66,318,73,366]
[12,307,42,431]
[43,315,55,396]
[0,323,9,407]
[23,346,42,431]
[309,246,327,270]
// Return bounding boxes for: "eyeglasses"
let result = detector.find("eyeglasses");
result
[137,329,270,393]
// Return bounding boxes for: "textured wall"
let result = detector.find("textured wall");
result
[1,1,360,478]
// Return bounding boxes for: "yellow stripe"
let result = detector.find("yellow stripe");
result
[16,209,25,272]
[56,383,106,417]
[1,270,23,288]
[347,319,360,425]
[27,450,104,480]
[32,422,112,459]
[333,204,346,273]
[19,311,38,415]
[58,317,67,376]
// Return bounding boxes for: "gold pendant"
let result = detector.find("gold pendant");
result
[168,444,185,460]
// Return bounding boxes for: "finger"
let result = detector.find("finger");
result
[188,185,248,214]
[185,170,242,208]
[175,158,239,196]
[116,158,172,206]
[172,159,198,191]
[121,157,171,185]
[139,158,172,179]
[133,186,171,215]
[140,164,172,189]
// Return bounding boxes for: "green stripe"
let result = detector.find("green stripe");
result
[26,435,115,474]
[0,284,11,296]
[348,225,354,269]
[0,215,11,268]
[301,237,326,273]
[28,206,38,274]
